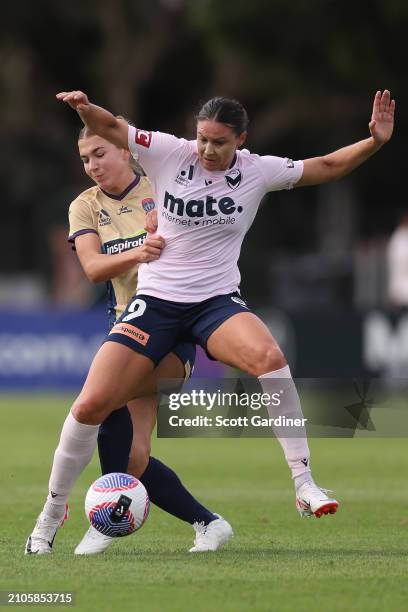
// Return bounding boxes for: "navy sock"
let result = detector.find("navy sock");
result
[140,457,216,525]
[98,411,215,525]
[97,406,132,474]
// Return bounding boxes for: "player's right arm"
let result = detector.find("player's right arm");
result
[57,91,187,180]
[56,91,128,149]
[75,232,165,284]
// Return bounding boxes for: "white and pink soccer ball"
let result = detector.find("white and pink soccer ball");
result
[85,472,150,537]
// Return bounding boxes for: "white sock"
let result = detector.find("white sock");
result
[258,365,313,489]
[42,411,99,520]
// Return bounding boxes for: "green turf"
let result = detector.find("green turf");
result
[0,394,407,611]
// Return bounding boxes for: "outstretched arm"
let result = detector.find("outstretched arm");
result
[56,91,129,149]
[296,90,395,187]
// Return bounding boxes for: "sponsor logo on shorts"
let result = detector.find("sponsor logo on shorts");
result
[135,129,152,148]
[225,168,242,190]
[110,323,150,346]
[231,295,249,309]
[142,198,155,213]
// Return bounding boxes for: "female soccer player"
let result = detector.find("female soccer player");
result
[27,88,394,554]
[26,127,233,555]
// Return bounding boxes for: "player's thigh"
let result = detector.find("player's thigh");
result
[129,345,195,397]
[206,312,286,374]
[73,342,155,423]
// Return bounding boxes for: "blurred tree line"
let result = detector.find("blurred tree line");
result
[1,0,406,306]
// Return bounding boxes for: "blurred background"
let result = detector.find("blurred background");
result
[1,0,408,390]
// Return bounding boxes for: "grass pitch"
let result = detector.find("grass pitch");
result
[0,394,407,611]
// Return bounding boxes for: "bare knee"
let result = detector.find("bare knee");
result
[244,344,287,377]
[72,394,110,425]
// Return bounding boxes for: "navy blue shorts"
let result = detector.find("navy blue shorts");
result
[106,291,250,366]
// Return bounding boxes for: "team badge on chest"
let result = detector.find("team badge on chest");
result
[225,168,242,190]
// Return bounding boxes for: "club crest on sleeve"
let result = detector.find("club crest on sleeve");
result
[225,168,242,190]
[135,129,152,148]
[286,159,294,168]
[142,198,155,213]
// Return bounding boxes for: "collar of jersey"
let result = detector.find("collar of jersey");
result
[101,174,141,201]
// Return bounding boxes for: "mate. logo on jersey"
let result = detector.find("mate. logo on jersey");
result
[225,168,242,190]
[142,198,155,213]
[163,191,243,227]
[98,209,112,226]
[135,129,152,148]
[104,232,147,255]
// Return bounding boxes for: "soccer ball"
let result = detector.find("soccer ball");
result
[85,472,150,537]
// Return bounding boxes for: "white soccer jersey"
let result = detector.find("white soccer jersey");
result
[128,126,303,302]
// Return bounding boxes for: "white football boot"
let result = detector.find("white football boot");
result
[296,482,339,518]
[25,505,68,555]
[189,514,233,552]
[74,525,114,555]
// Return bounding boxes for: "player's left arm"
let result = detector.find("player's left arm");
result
[295,90,395,188]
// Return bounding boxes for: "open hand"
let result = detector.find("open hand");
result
[56,91,90,112]
[369,90,395,145]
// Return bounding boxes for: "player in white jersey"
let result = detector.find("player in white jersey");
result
[26,88,395,553]
[25,128,233,556]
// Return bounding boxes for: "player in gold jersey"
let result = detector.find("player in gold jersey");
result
[25,127,233,556]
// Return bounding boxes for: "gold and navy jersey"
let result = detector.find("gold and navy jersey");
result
[68,175,155,327]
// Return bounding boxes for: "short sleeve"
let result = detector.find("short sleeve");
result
[257,156,304,192]
[127,125,187,179]
[68,198,98,247]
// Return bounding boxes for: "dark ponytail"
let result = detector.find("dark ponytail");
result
[196,97,248,135]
